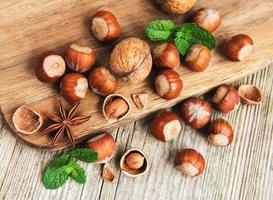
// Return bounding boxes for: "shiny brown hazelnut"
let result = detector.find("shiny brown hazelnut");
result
[155,69,183,100]
[174,148,205,176]
[157,0,197,14]
[180,98,211,129]
[12,106,43,135]
[110,37,152,83]
[86,132,116,163]
[91,10,121,42]
[238,84,262,105]
[89,66,118,96]
[35,51,66,83]
[150,111,181,142]
[65,44,96,72]
[185,44,212,72]
[125,152,145,170]
[193,8,221,32]
[60,73,89,102]
[207,118,234,146]
[223,34,253,62]
[153,43,180,69]
[213,84,240,113]
[102,94,131,123]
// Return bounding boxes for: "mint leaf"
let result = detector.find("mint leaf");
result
[70,163,86,184]
[174,23,216,55]
[48,154,72,168]
[145,20,176,42]
[43,166,69,189]
[68,148,98,163]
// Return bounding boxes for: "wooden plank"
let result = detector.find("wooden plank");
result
[0,0,273,150]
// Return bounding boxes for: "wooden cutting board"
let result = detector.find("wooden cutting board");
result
[0,0,272,150]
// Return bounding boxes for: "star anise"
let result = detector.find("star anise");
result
[41,100,91,147]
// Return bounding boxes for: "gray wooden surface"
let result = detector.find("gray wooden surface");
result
[0,65,272,200]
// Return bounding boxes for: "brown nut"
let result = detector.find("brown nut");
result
[86,132,116,163]
[150,111,181,142]
[35,51,66,83]
[185,44,212,72]
[213,84,240,113]
[207,118,233,146]
[193,8,221,32]
[60,73,89,102]
[110,37,152,83]
[155,69,183,100]
[91,10,121,42]
[153,43,180,69]
[238,84,262,105]
[89,66,118,96]
[12,106,43,135]
[180,98,211,129]
[102,94,131,123]
[101,163,116,182]
[65,44,96,72]
[223,34,253,62]
[174,148,205,176]
[120,148,148,177]
[157,0,197,14]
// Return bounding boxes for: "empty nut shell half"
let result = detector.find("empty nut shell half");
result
[238,85,262,105]
[102,94,131,123]
[12,106,43,135]
[120,148,148,177]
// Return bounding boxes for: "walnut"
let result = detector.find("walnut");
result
[110,37,152,83]
[156,0,197,14]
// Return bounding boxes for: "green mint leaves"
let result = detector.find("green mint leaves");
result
[43,148,98,189]
[145,20,175,42]
[145,20,216,55]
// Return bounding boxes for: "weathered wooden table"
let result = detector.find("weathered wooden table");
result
[0,65,272,200]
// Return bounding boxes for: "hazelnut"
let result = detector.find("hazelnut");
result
[155,69,183,100]
[238,84,262,105]
[180,98,211,129]
[60,73,89,102]
[110,37,152,83]
[174,148,205,176]
[120,148,148,177]
[150,111,181,142]
[185,44,212,72]
[131,92,149,110]
[102,94,131,123]
[125,152,145,170]
[65,44,96,72]
[213,84,240,113]
[153,43,180,69]
[89,66,118,96]
[12,106,43,135]
[193,8,221,32]
[223,34,253,62]
[157,0,197,14]
[86,132,116,163]
[35,51,66,83]
[207,118,233,146]
[101,163,116,182]
[91,10,121,42]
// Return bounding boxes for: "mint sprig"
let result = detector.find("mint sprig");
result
[43,148,98,190]
[145,20,216,55]
[145,20,175,42]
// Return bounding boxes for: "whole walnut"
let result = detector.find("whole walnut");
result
[156,0,197,14]
[110,37,152,83]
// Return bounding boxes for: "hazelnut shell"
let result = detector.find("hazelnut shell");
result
[238,84,262,105]
[157,0,197,14]
[120,148,148,177]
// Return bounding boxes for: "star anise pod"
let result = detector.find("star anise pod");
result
[41,100,91,147]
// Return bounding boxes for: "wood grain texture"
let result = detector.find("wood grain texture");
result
[0,65,272,200]
[0,0,272,150]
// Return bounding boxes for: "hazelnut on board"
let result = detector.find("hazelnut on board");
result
[157,0,197,14]
[110,37,152,83]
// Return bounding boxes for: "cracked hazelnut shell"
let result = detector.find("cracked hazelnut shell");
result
[238,84,262,105]
[157,0,197,14]
[150,111,181,142]
[181,98,211,129]
[12,106,43,135]
[110,37,152,83]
